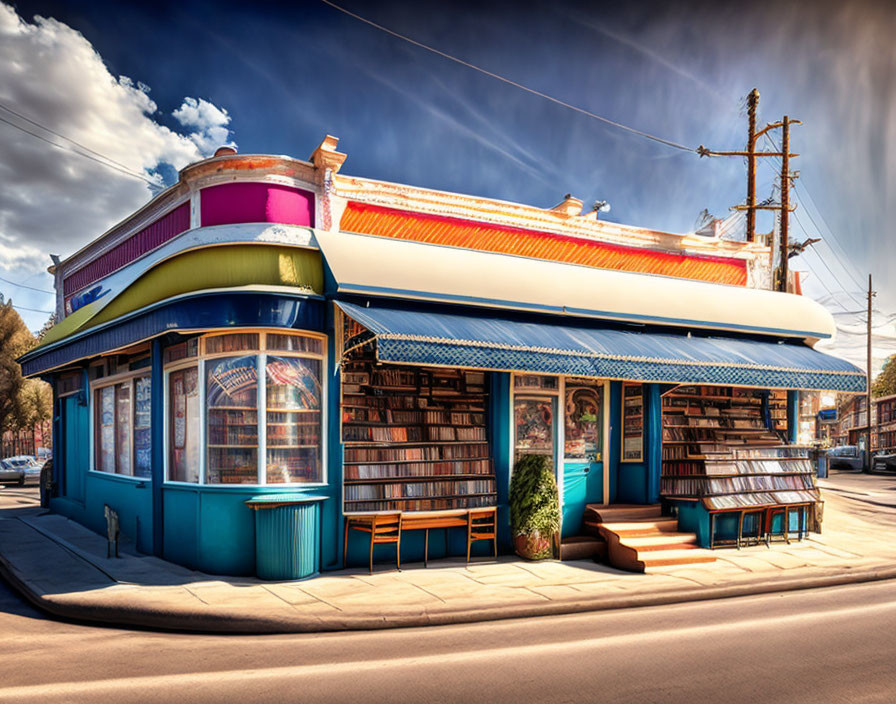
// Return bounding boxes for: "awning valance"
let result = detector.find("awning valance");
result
[336,301,865,393]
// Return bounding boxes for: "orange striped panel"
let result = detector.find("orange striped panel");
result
[339,202,748,286]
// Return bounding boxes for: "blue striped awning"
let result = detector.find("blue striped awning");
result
[336,301,865,393]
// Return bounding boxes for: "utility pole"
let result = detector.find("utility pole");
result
[866,273,875,470]
[698,90,802,291]
[776,115,792,292]
[746,89,759,243]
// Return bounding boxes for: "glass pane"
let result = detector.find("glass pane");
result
[97,386,116,473]
[514,397,554,465]
[564,382,602,460]
[266,333,322,355]
[205,333,259,355]
[266,356,322,483]
[115,383,132,476]
[133,377,152,479]
[164,338,198,365]
[206,355,258,484]
[169,368,199,482]
[622,383,644,461]
[513,374,558,392]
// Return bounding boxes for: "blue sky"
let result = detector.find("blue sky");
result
[1,0,893,369]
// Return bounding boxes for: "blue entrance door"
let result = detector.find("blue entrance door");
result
[561,381,605,537]
[63,394,87,502]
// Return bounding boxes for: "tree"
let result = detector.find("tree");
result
[0,300,52,454]
[872,354,896,398]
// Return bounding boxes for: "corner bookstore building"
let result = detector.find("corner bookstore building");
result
[20,142,865,576]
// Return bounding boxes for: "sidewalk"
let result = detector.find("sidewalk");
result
[1,489,895,634]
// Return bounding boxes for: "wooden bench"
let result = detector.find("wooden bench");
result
[345,507,497,569]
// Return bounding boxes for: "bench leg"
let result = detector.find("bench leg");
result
[343,519,349,567]
[424,529,429,568]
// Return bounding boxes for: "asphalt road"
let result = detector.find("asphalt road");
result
[1,478,895,703]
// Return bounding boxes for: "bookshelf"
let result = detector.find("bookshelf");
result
[768,389,789,435]
[661,385,819,513]
[341,350,496,513]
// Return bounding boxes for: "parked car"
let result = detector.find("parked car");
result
[871,451,896,474]
[0,459,25,487]
[36,447,52,462]
[2,456,43,484]
[826,445,865,471]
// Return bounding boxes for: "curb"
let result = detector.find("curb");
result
[3,552,896,634]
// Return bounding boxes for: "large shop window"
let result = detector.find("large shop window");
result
[94,375,152,478]
[165,331,324,485]
[564,379,603,462]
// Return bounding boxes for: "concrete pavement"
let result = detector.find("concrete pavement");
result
[1,477,896,633]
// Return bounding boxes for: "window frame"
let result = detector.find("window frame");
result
[620,382,645,463]
[162,328,328,488]
[89,369,152,481]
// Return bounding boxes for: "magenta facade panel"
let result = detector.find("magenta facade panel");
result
[199,182,315,229]
[64,202,191,298]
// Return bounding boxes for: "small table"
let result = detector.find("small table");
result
[345,508,490,567]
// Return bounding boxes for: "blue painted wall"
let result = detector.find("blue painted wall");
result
[607,381,622,504]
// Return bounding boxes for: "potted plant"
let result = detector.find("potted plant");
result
[509,454,561,560]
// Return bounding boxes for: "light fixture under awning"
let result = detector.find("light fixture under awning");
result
[335,301,865,393]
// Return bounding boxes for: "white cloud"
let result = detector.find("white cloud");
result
[172,97,234,154]
[0,3,234,328]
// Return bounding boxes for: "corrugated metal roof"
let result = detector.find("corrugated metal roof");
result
[339,202,748,286]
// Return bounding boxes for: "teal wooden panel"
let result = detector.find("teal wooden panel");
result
[162,487,199,569]
[562,460,602,537]
[63,395,88,503]
[84,473,153,552]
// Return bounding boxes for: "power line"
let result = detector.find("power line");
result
[0,275,53,294]
[319,0,696,153]
[758,133,865,308]
[8,303,53,315]
[0,113,158,186]
[763,133,866,291]
[0,102,143,177]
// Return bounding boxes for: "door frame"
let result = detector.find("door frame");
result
[510,374,612,523]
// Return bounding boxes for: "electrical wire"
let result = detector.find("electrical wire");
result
[319,0,696,153]
[0,275,53,294]
[0,102,144,178]
[763,133,866,291]
[7,303,53,315]
[759,133,865,308]
[0,113,158,186]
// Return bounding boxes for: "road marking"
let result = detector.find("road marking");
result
[2,597,896,699]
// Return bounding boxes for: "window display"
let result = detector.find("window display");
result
[165,331,325,486]
[564,381,602,461]
[622,382,644,461]
[514,397,555,462]
[169,367,200,482]
[206,355,259,484]
[266,356,322,484]
[94,375,150,477]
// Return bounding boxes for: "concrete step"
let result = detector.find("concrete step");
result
[638,549,717,569]
[620,533,699,551]
[599,519,680,537]
[560,535,606,562]
[585,504,662,523]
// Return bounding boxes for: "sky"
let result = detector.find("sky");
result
[0,0,894,372]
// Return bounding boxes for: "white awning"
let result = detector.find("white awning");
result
[316,230,836,344]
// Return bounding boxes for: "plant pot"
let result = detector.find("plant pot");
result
[514,532,554,560]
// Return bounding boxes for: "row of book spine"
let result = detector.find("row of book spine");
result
[345,459,493,480]
[346,496,496,512]
[344,442,490,463]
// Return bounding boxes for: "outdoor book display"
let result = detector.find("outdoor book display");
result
[341,349,497,513]
[661,385,819,519]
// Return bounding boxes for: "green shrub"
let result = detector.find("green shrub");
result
[509,454,561,539]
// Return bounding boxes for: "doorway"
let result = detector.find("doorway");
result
[512,375,607,538]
